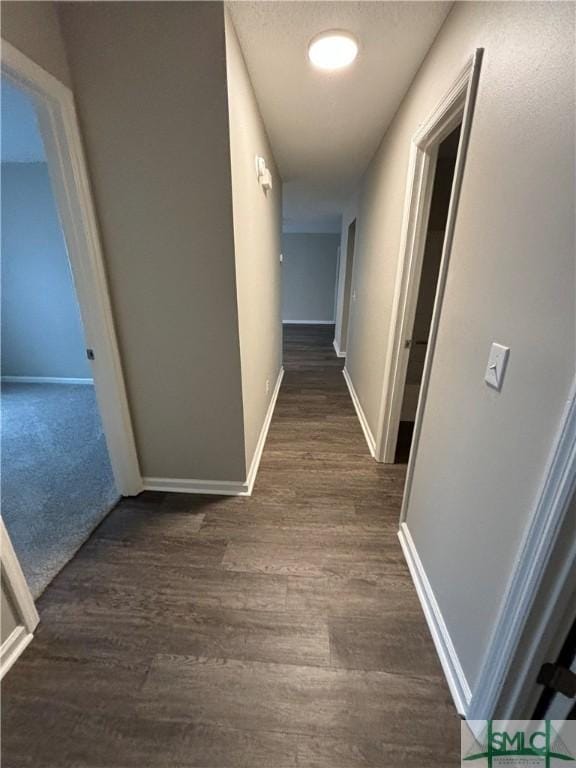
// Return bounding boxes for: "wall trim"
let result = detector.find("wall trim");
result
[333,339,346,358]
[0,626,33,680]
[1,376,93,385]
[398,522,472,716]
[144,368,284,497]
[0,520,39,679]
[282,320,335,325]
[142,476,251,496]
[244,367,284,495]
[1,521,39,635]
[1,41,142,496]
[342,367,376,457]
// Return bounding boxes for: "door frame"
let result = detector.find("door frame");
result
[333,245,341,326]
[1,41,142,497]
[334,217,357,358]
[374,49,483,471]
[0,519,39,678]
[468,377,576,718]
[341,218,357,355]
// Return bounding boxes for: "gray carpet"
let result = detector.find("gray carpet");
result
[1,383,119,598]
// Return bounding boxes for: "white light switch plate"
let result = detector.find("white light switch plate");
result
[485,342,510,391]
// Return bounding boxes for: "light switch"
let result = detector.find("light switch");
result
[255,155,266,179]
[485,342,510,391]
[255,155,272,190]
[261,168,273,191]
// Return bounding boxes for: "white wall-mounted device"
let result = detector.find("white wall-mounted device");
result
[485,342,510,391]
[261,168,273,191]
[255,155,273,191]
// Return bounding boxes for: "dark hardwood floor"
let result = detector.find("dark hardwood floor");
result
[2,324,460,767]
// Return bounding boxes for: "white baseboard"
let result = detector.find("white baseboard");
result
[342,368,376,457]
[333,339,346,358]
[1,376,93,385]
[244,367,284,495]
[143,368,284,498]
[142,476,251,496]
[398,522,471,715]
[0,626,33,680]
[282,320,335,325]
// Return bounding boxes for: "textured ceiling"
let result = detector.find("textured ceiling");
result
[1,77,45,163]
[229,1,452,232]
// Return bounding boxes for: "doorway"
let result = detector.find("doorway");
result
[0,41,142,650]
[1,75,120,597]
[395,126,461,461]
[375,50,483,480]
[339,218,356,355]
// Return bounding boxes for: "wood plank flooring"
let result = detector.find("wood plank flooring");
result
[1,324,460,767]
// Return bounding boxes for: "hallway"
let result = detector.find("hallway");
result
[2,325,459,767]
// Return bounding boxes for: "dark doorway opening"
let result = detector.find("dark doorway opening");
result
[395,124,462,463]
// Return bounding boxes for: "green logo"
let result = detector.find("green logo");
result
[463,721,575,767]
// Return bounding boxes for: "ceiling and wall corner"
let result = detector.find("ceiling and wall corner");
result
[1,1,71,88]
[228,1,453,233]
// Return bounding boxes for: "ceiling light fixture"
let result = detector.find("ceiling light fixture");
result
[308,31,358,71]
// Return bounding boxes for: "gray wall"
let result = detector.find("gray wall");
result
[225,13,283,470]
[345,0,575,694]
[282,233,340,323]
[1,162,90,379]
[1,1,71,87]
[60,2,247,482]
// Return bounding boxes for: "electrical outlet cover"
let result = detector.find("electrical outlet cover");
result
[485,343,510,391]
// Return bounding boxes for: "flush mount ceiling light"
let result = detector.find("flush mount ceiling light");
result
[308,31,358,71]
